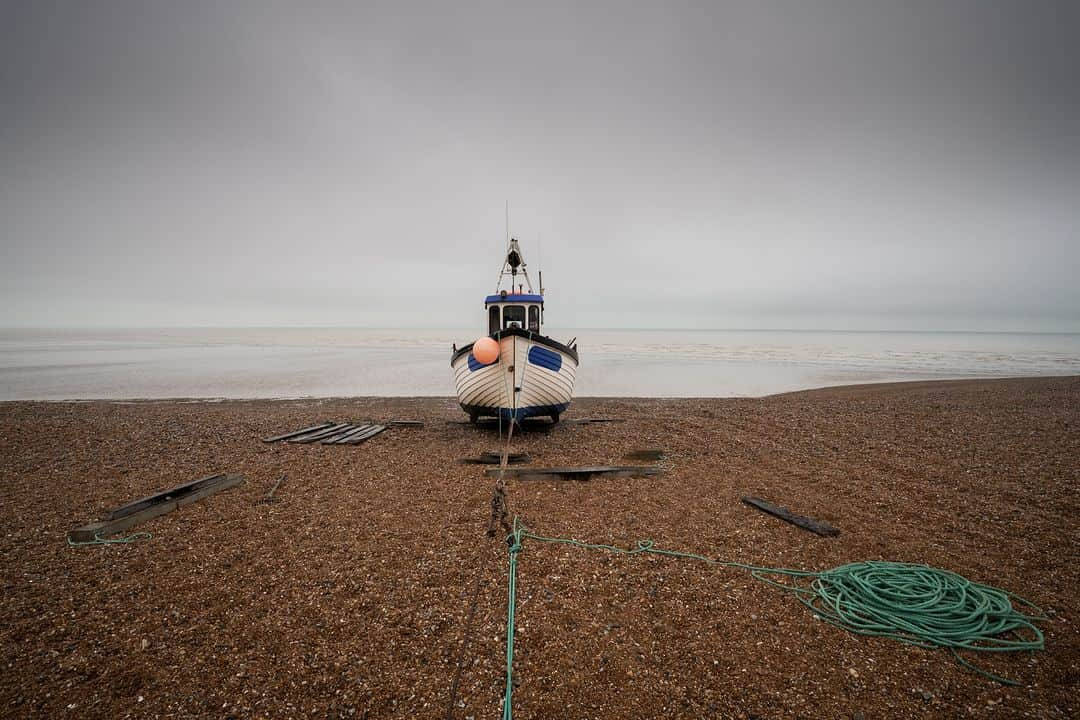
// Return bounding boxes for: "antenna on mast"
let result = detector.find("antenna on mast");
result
[538,232,544,295]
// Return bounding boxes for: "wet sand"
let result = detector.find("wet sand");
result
[1,377,1077,719]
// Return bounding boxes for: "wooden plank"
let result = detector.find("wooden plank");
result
[321,424,373,445]
[460,452,531,465]
[337,424,387,445]
[262,473,286,503]
[484,465,659,480]
[567,418,626,425]
[287,423,353,443]
[388,420,423,427]
[740,496,840,537]
[261,422,334,443]
[69,475,244,543]
[105,473,225,520]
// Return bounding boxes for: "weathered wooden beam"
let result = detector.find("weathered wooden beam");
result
[740,496,840,537]
[261,422,334,443]
[105,473,225,520]
[388,419,424,427]
[484,465,659,480]
[287,423,353,443]
[69,474,244,543]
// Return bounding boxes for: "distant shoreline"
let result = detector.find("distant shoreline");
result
[3,327,1078,399]
[2,374,1079,405]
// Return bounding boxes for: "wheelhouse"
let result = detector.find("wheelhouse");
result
[485,292,543,334]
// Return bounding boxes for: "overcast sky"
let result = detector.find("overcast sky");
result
[2,1,1078,331]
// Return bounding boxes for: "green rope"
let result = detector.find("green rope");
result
[503,533,522,720]
[501,518,1046,718]
[67,531,152,546]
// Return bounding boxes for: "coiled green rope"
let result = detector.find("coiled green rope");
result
[501,518,1046,719]
[67,531,152,546]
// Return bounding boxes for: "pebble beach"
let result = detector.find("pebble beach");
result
[1,376,1077,719]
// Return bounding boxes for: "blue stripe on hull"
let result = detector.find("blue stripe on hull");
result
[461,402,569,423]
[527,345,562,372]
[467,354,496,371]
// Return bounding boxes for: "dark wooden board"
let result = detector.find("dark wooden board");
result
[69,474,244,543]
[624,449,666,461]
[459,452,531,465]
[484,465,659,480]
[740,496,840,537]
[261,422,334,443]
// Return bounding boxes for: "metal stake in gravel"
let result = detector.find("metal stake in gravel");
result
[499,518,1047,720]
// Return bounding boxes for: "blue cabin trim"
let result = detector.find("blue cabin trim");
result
[485,294,544,304]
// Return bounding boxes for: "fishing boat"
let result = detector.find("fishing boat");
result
[451,238,579,424]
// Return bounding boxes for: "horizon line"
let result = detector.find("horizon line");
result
[1,325,1078,336]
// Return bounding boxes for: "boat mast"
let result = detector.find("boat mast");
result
[495,238,534,294]
[494,203,535,293]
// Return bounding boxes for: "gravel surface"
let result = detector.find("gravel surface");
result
[1,377,1077,719]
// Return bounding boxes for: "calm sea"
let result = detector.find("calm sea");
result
[1,327,1078,400]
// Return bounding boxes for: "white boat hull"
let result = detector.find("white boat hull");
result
[451,330,577,422]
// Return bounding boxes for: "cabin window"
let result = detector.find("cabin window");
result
[528,306,540,332]
[488,306,500,334]
[503,305,525,328]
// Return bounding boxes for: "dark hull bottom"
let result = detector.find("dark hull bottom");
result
[461,402,570,424]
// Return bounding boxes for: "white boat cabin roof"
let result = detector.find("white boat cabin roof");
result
[484,292,544,334]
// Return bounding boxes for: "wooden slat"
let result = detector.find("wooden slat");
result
[69,475,244,543]
[287,423,353,443]
[741,496,840,537]
[261,422,334,443]
[321,424,373,445]
[316,425,362,444]
[337,424,387,445]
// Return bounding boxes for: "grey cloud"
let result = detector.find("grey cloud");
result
[1,1,1078,331]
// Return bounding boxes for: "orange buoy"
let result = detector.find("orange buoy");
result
[472,336,500,364]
